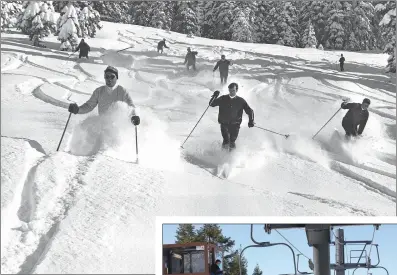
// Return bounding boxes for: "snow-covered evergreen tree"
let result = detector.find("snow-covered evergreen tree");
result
[172,1,199,36]
[318,44,324,50]
[301,20,317,48]
[78,4,102,38]
[231,9,253,42]
[347,32,360,50]
[202,1,236,40]
[16,1,41,34]
[147,1,172,30]
[379,1,396,72]
[92,1,132,24]
[131,1,150,26]
[347,1,375,50]
[299,1,329,48]
[275,2,300,47]
[57,3,80,51]
[254,2,273,43]
[1,1,23,32]
[325,2,346,49]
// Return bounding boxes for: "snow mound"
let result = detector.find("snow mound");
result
[100,51,134,69]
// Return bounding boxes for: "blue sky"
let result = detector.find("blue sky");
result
[163,224,396,275]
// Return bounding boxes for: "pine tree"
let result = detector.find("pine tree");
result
[147,1,172,30]
[299,1,329,48]
[57,3,80,51]
[226,247,248,275]
[203,1,236,40]
[301,20,317,48]
[275,2,300,47]
[16,1,41,34]
[325,2,346,49]
[254,2,273,43]
[78,4,102,38]
[172,1,199,36]
[318,44,324,50]
[132,1,150,26]
[175,224,197,244]
[231,9,253,42]
[252,263,263,275]
[379,1,396,72]
[92,1,132,24]
[1,1,23,32]
[347,32,360,50]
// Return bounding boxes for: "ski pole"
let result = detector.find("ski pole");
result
[135,125,139,163]
[117,45,134,53]
[181,102,213,149]
[254,125,289,139]
[56,112,72,151]
[312,107,342,140]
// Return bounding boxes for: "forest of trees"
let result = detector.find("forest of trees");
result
[1,1,395,71]
[174,224,249,275]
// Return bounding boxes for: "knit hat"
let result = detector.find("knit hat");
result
[104,66,118,79]
[362,98,371,105]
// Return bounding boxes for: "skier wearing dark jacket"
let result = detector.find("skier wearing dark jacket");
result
[339,54,345,71]
[184,47,198,71]
[75,39,90,59]
[341,98,370,138]
[157,38,169,54]
[213,55,233,84]
[210,260,223,275]
[209,82,255,150]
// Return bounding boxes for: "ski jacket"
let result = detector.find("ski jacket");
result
[157,40,168,49]
[210,95,254,125]
[341,102,369,134]
[214,60,232,74]
[184,51,198,64]
[339,57,345,63]
[78,85,136,116]
[76,41,90,56]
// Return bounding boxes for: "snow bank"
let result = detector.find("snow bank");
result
[100,51,134,69]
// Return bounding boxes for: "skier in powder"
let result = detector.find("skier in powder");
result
[157,38,169,54]
[213,55,233,85]
[209,83,255,151]
[68,65,140,126]
[184,47,198,71]
[75,39,90,59]
[340,98,370,139]
[339,54,345,71]
[210,259,223,275]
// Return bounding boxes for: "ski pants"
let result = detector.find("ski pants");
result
[220,123,240,149]
[340,62,344,71]
[220,71,228,84]
[342,119,357,137]
[157,47,163,54]
[186,63,196,71]
[79,53,89,59]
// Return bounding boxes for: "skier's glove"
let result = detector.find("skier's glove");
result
[213,90,220,98]
[131,115,140,126]
[68,103,79,114]
[248,121,255,128]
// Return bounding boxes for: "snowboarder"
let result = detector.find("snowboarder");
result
[184,47,198,71]
[341,98,370,139]
[210,259,223,275]
[209,83,255,151]
[339,54,345,71]
[213,55,233,85]
[157,38,169,54]
[75,39,90,59]
[68,66,140,126]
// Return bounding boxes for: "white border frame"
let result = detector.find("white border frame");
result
[156,216,397,274]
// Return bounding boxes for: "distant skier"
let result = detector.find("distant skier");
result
[184,47,198,71]
[209,83,255,151]
[340,98,370,139]
[339,54,345,71]
[75,39,90,59]
[68,66,140,126]
[210,259,223,275]
[213,55,233,85]
[157,38,169,54]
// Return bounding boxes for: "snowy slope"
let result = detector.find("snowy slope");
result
[1,22,396,273]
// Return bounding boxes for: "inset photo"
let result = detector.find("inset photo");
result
[161,223,396,275]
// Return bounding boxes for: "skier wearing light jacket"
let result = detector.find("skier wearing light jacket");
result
[68,66,140,126]
[209,82,255,151]
[341,98,370,138]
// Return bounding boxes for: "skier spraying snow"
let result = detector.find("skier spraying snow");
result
[209,83,255,151]
[339,54,345,71]
[75,39,90,59]
[68,65,140,126]
[341,98,370,139]
[157,38,169,54]
[213,55,233,85]
[184,47,198,71]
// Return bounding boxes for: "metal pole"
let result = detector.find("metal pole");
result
[313,242,330,275]
[335,229,345,275]
[180,104,211,148]
[56,112,72,151]
[135,125,139,163]
[312,108,342,140]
